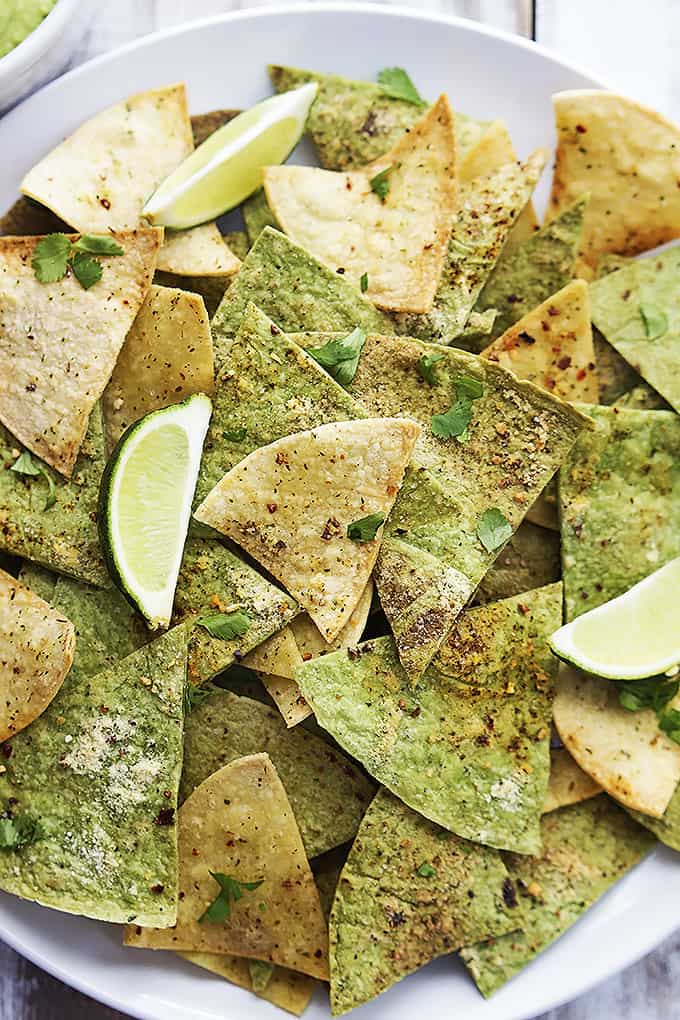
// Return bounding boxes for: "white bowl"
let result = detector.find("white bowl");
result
[0,0,92,112]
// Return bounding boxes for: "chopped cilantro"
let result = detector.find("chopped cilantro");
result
[416,861,437,878]
[640,302,668,340]
[10,450,56,510]
[196,611,252,641]
[370,166,393,202]
[0,814,42,850]
[31,232,124,289]
[309,327,367,387]
[659,707,680,745]
[377,67,426,107]
[360,272,369,293]
[417,352,444,386]
[31,233,72,283]
[347,512,385,542]
[223,427,247,442]
[456,375,484,400]
[431,374,484,440]
[476,508,512,553]
[71,252,103,290]
[72,235,124,256]
[617,676,678,714]
[199,872,264,924]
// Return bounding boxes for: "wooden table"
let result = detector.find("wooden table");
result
[3,1,680,1017]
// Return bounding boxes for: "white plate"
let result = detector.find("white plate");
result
[0,5,675,1019]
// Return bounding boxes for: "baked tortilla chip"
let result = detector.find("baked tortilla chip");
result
[264,95,456,314]
[0,229,160,475]
[261,675,314,729]
[20,84,240,278]
[392,152,545,344]
[0,196,67,236]
[629,785,680,852]
[461,796,654,996]
[0,568,75,741]
[125,753,329,980]
[590,248,680,414]
[298,585,561,853]
[0,626,187,925]
[242,626,303,680]
[558,405,680,620]
[475,194,587,342]
[473,521,561,605]
[549,90,680,268]
[543,747,601,814]
[291,580,372,661]
[195,418,420,641]
[180,688,374,857]
[178,953,314,1015]
[553,665,680,817]
[330,788,521,1013]
[102,284,214,452]
[153,269,231,318]
[17,562,57,603]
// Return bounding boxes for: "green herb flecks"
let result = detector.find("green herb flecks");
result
[376,67,427,107]
[183,682,213,715]
[32,232,124,289]
[309,327,367,387]
[415,861,437,878]
[640,303,668,340]
[10,450,56,510]
[360,272,369,293]
[199,872,264,924]
[196,611,252,641]
[431,374,484,440]
[347,513,385,543]
[476,508,512,553]
[0,814,42,850]
[616,675,680,745]
[417,352,444,386]
[370,166,393,202]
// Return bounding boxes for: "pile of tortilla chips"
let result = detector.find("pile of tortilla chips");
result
[1,63,679,1017]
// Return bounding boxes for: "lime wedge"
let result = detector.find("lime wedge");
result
[99,393,212,629]
[550,557,680,680]
[142,83,318,229]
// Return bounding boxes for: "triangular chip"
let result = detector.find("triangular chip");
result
[0,229,160,475]
[543,747,601,814]
[392,152,545,343]
[558,405,680,621]
[0,568,75,741]
[473,521,560,606]
[180,689,374,857]
[195,418,420,641]
[475,194,588,341]
[243,188,280,245]
[628,783,680,851]
[290,579,372,661]
[460,796,654,997]
[242,625,303,680]
[20,84,240,278]
[590,248,680,414]
[178,953,314,1015]
[0,196,67,236]
[264,95,456,314]
[0,626,187,924]
[554,664,680,817]
[298,585,561,853]
[330,788,521,1013]
[261,675,315,729]
[124,753,329,979]
[153,269,231,319]
[549,91,680,268]
[102,283,214,452]
[17,562,57,602]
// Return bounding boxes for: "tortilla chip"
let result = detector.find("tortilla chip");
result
[153,269,231,318]
[391,152,546,343]
[195,418,420,642]
[0,626,186,924]
[553,664,680,817]
[614,383,670,411]
[330,788,521,1013]
[190,109,240,148]
[157,223,241,277]
[17,562,57,602]
[0,196,67,236]
[223,231,251,262]
[102,284,214,452]
[242,626,303,680]
[261,675,314,729]
[243,189,281,245]
[590,248,680,413]
[125,753,329,979]
[0,568,75,741]
[460,796,654,996]
[0,406,108,586]
[549,91,680,268]
[593,330,641,404]
[558,405,680,620]
[473,521,561,605]
[180,688,374,857]
[628,784,680,851]
[543,747,601,813]
[178,953,314,1015]
[298,585,561,853]
[264,95,456,314]
[475,194,587,342]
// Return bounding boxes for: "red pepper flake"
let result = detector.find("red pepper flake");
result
[150,883,165,894]
[275,452,289,466]
[517,603,530,616]
[547,305,559,317]
[575,124,587,134]
[266,502,277,514]
[518,331,536,344]
[270,324,281,335]
[576,368,587,381]
[556,355,572,370]
[99,197,111,210]
[336,267,346,275]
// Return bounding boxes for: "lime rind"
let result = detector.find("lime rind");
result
[549,557,680,680]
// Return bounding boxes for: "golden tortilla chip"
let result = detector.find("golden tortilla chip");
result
[124,753,329,980]
[242,626,303,679]
[549,90,680,268]
[178,953,314,1015]
[20,84,240,279]
[0,229,160,476]
[102,283,214,452]
[194,419,420,642]
[263,95,456,314]
[261,675,314,729]
[553,664,680,817]
[543,747,601,813]
[0,568,75,741]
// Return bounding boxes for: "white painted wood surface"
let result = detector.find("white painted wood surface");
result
[2,1,679,1017]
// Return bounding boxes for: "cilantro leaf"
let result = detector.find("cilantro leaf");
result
[659,707,680,745]
[347,512,385,542]
[10,451,56,510]
[199,872,264,924]
[0,814,42,850]
[31,233,72,283]
[456,375,484,400]
[71,252,103,290]
[360,272,369,293]
[249,960,275,992]
[640,302,668,340]
[223,427,247,442]
[377,67,426,107]
[72,234,124,256]
[370,166,393,202]
[417,352,444,386]
[431,374,484,439]
[309,327,367,387]
[196,611,252,641]
[617,676,679,714]
[476,508,512,553]
[416,861,437,878]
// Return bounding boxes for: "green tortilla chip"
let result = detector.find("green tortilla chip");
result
[180,688,374,858]
[558,405,680,620]
[330,788,522,1014]
[629,786,680,851]
[594,330,643,405]
[223,230,251,262]
[475,194,587,342]
[590,248,680,414]
[474,521,561,605]
[190,109,240,148]
[614,383,671,411]
[297,585,561,853]
[153,270,231,319]
[243,189,280,245]
[460,797,655,996]
[18,562,57,602]
[0,626,187,925]
[0,407,108,587]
